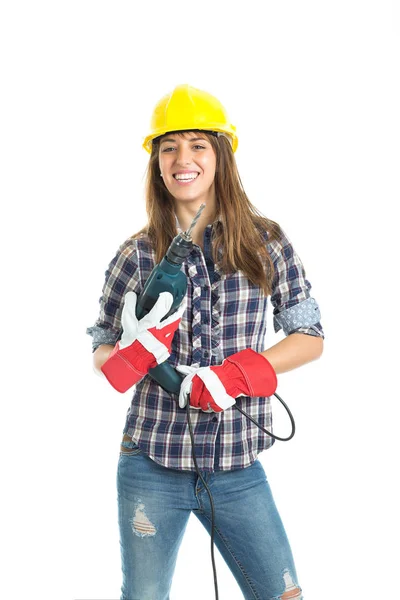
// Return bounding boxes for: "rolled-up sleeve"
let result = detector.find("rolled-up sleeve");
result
[86,239,142,352]
[268,229,324,338]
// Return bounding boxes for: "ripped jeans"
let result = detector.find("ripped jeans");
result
[117,436,303,600]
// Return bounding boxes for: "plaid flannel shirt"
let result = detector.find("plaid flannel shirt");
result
[86,218,324,472]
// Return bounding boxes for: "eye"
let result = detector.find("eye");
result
[193,144,206,150]
[161,146,175,153]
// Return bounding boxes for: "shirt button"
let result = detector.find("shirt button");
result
[212,417,218,422]
[203,351,209,358]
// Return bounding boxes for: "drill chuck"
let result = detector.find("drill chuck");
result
[166,232,193,265]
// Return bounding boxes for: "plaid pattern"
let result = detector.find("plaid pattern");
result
[87,219,324,472]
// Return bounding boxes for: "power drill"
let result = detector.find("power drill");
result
[134,203,206,394]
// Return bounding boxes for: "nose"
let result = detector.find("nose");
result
[176,145,192,165]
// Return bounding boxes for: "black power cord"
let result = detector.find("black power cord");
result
[185,392,296,600]
[235,391,296,442]
[186,400,220,599]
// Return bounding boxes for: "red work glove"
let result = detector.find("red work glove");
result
[101,291,186,393]
[176,348,277,413]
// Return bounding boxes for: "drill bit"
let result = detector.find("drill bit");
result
[184,203,206,239]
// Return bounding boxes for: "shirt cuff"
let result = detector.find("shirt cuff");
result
[86,325,120,353]
[290,324,325,339]
[273,297,322,336]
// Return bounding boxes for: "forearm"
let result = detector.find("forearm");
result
[93,344,115,376]
[260,333,324,375]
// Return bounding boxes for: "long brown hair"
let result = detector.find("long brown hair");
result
[131,131,282,296]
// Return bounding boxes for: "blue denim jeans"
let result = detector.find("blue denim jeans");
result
[117,439,303,600]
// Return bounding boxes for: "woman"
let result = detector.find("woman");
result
[87,84,324,600]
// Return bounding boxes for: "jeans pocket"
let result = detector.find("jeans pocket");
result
[120,433,142,456]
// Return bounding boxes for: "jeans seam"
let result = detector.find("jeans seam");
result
[198,508,260,600]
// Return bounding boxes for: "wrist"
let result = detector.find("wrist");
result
[116,340,158,372]
[223,348,277,398]
[100,340,156,393]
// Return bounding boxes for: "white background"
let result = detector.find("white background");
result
[1,1,399,599]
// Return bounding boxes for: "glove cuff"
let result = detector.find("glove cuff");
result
[101,341,151,393]
[225,348,277,397]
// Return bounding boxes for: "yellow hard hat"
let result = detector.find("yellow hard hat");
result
[143,84,238,153]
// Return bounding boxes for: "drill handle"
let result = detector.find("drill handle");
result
[148,360,184,395]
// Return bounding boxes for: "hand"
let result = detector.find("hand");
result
[176,348,277,413]
[101,291,186,393]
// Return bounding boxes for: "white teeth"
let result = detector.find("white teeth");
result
[174,173,199,181]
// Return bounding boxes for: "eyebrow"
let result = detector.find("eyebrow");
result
[160,136,208,144]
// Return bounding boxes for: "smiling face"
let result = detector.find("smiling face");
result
[158,131,217,206]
